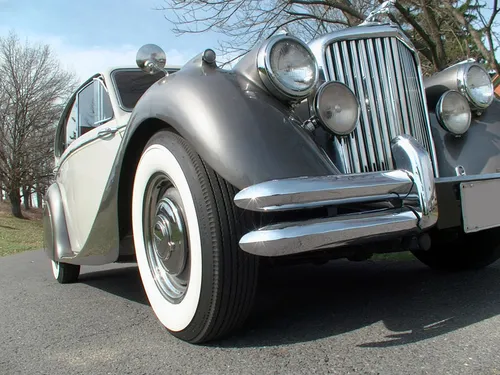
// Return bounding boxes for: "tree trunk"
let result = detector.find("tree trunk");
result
[36,190,42,208]
[22,186,30,210]
[421,1,447,70]
[8,190,23,218]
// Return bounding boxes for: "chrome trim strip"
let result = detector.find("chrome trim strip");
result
[54,123,126,174]
[239,208,419,256]
[436,172,500,184]
[234,170,413,212]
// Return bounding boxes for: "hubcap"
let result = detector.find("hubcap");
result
[144,174,189,303]
[152,198,187,276]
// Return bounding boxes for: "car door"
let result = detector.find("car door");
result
[56,77,125,254]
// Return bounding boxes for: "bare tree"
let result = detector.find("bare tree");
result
[159,0,500,74]
[0,32,77,218]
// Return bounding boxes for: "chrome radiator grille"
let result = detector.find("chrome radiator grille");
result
[325,37,433,173]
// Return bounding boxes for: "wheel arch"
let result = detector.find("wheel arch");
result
[117,118,174,241]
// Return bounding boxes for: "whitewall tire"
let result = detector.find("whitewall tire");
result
[51,260,80,284]
[132,130,258,343]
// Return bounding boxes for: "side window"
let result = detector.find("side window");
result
[77,79,114,137]
[66,100,78,146]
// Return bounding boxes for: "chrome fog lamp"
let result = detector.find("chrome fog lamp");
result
[257,35,318,101]
[313,81,359,136]
[459,64,494,109]
[436,91,471,135]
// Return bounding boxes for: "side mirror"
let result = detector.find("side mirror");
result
[136,44,167,75]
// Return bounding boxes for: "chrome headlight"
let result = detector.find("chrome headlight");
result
[313,81,359,136]
[436,91,471,135]
[458,63,494,110]
[257,35,318,101]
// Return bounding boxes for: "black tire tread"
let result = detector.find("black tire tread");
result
[412,228,500,272]
[148,130,258,343]
[56,262,80,284]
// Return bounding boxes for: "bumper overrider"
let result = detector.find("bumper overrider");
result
[233,135,438,257]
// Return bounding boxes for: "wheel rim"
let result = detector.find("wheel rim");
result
[143,173,189,304]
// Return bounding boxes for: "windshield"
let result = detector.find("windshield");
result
[112,69,178,110]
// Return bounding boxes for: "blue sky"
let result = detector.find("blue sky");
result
[0,0,226,82]
[2,0,500,83]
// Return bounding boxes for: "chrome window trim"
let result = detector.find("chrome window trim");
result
[54,76,117,173]
[308,24,440,177]
[257,35,319,101]
[76,79,116,138]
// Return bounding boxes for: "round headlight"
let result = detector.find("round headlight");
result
[258,36,318,100]
[436,91,471,135]
[313,81,359,135]
[461,64,494,109]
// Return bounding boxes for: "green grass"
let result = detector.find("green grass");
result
[0,215,44,257]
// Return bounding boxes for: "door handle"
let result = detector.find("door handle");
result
[97,127,118,138]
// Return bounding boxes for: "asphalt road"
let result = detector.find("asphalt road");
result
[1,250,499,375]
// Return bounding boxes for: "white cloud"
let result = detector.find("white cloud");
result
[55,44,191,83]
[0,28,194,83]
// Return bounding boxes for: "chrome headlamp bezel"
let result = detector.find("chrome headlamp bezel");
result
[257,35,319,101]
[457,62,494,110]
[312,81,360,136]
[436,90,471,136]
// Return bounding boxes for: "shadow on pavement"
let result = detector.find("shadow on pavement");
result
[78,258,500,348]
[217,260,500,348]
[79,265,149,306]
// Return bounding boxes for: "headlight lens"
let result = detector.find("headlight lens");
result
[314,81,359,135]
[258,36,318,100]
[463,64,494,109]
[436,91,471,135]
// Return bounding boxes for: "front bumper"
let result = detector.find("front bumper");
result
[234,135,438,256]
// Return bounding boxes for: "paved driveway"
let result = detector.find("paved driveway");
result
[1,250,499,374]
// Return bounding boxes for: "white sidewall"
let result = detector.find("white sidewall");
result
[51,260,59,280]
[132,144,203,332]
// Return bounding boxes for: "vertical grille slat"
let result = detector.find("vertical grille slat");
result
[341,41,367,173]
[349,40,378,171]
[365,39,392,166]
[358,39,387,169]
[326,36,434,173]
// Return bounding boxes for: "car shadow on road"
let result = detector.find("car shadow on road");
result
[79,265,149,306]
[215,259,500,348]
[77,259,500,349]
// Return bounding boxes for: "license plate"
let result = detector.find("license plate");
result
[460,179,500,233]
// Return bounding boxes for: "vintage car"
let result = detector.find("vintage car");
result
[44,12,500,343]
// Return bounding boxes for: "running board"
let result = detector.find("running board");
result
[234,170,414,212]
[239,208,419,257]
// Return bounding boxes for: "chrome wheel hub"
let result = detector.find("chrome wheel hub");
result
[152,198,187,276]
[144,173,189,304]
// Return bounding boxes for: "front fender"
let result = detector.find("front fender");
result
[124,60,337,189]
[430,100,500,177]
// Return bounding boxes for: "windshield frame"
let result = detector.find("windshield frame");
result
[110,68,179,112]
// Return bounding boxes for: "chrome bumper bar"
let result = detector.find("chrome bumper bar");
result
[234,135,438,257]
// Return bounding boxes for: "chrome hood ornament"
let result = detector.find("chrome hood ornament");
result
[361,0,396,25]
